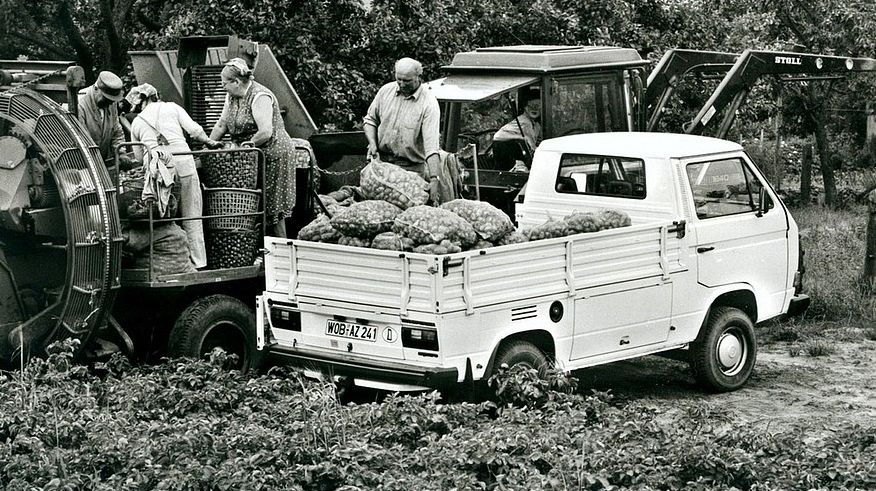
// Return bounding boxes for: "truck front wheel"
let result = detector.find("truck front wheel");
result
[689,307,756,392]
[493,340,549,375]
[168,294,263,372]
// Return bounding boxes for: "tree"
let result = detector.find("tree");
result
[0,0,143,80]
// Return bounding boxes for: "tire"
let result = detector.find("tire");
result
[689,307,756,392]
[493,340,549,375]
[168,294,263,372]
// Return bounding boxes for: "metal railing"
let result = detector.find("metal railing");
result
[114,142,265,283]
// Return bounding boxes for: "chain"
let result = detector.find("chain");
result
[313,161,368,176]
[0,68,66,96]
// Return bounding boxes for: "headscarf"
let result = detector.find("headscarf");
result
[125,83,159,108]
[224,58,253,78]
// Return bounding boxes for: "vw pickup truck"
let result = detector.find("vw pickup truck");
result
[256,132,810,393]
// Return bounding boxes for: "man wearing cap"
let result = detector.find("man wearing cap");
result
[78,70,131,168]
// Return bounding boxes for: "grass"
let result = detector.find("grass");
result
[760,201,874,349]
[801,339,835,357]
[789,204,875,323]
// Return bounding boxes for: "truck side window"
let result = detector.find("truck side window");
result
[686,158,763,219]
[556,154,646,198]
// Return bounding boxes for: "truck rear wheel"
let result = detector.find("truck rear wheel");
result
[168,294,262,372]
[493,340,549,375]
[689,307,756,392]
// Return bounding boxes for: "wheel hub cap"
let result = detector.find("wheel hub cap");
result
[717,332,743,370]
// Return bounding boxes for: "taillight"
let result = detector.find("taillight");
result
[402,326,439,351]
[268,301,301,331]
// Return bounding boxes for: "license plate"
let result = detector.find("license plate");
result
[326,320,378,342]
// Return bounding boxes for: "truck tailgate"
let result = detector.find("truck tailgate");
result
[264,222,686,315]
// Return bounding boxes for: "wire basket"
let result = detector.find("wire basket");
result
[206,229,259,269]
[203,187,261,231]
[202,151,259,189]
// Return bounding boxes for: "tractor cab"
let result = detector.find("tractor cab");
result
[426,45,649,213]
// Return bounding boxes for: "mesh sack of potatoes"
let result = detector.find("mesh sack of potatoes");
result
[338,235,372,248]
[360,159,429,209]
[393,205,477,248]
[327,185,365,206]
[525,218,570,241]
[599,209,632,230]
[371,232,415,251]
[413,240,462,255]
[564,211,605,234]
[496,230,529,246]
[298,215,341,243]
[318,194,339,208]
[440,199,514,242]
[329,200,402,239]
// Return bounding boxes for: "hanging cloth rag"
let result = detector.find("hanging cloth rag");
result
[141,148,176,217]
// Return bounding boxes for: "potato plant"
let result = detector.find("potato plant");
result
[1,339,874,490]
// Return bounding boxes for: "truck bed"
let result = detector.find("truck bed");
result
[264,221,687,316]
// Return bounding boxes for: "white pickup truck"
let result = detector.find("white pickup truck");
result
[256,132,810,392]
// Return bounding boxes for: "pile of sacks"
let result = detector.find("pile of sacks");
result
[299,160,631,253]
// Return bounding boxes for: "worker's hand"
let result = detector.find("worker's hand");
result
[118,154,137,171]
[366,142,378,161]
[428,177,440,205]
[204,139,224,150]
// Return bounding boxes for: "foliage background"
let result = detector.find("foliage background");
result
[1,0,874,136]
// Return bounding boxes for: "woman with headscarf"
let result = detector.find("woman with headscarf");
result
[209,58,308,238]
[127,83,223,269]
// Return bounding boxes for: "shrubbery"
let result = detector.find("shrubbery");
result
[2,340,875,490]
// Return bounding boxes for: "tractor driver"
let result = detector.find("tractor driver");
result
[78,70,134,170]
[492,89,542,171]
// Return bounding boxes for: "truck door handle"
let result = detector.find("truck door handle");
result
[697,246,715,253]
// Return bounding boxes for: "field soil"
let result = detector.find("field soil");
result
[575,336,876,434]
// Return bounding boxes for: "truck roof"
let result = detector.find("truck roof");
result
[444,45,648,74]
[538,132,744,159]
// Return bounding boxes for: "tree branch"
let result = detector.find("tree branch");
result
[135,8,162,32]
[6,30,69,59]
[55,1,95,80]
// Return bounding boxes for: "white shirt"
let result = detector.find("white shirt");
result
[131,101,207,177]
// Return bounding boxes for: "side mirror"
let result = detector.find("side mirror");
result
[756,187,772,217]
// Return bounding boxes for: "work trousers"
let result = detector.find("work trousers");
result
[179,172,206,268]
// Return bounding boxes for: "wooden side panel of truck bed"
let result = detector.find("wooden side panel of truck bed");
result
[264,222,687,316]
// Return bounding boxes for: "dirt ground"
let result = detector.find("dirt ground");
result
[575,336,876,433]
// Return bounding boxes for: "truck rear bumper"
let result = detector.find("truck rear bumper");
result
[267,345,459,389]
[787,294,811,317]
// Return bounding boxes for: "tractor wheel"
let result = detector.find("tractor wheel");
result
[168,294,263,372]
[493,340,549,375]
[689,307,757,392]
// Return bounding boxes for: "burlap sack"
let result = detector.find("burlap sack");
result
[440,199,514,242]
[298,215,341,243]
[360,159,429,210]
[338,235,372,248]
[564,211,605,234]
[598,209,632,229]
[329,200,402,239]
[524,218,570,241]
[392,205,477,248]
[371,232,415,251]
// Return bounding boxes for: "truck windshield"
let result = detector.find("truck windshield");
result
[551,73,627,136]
